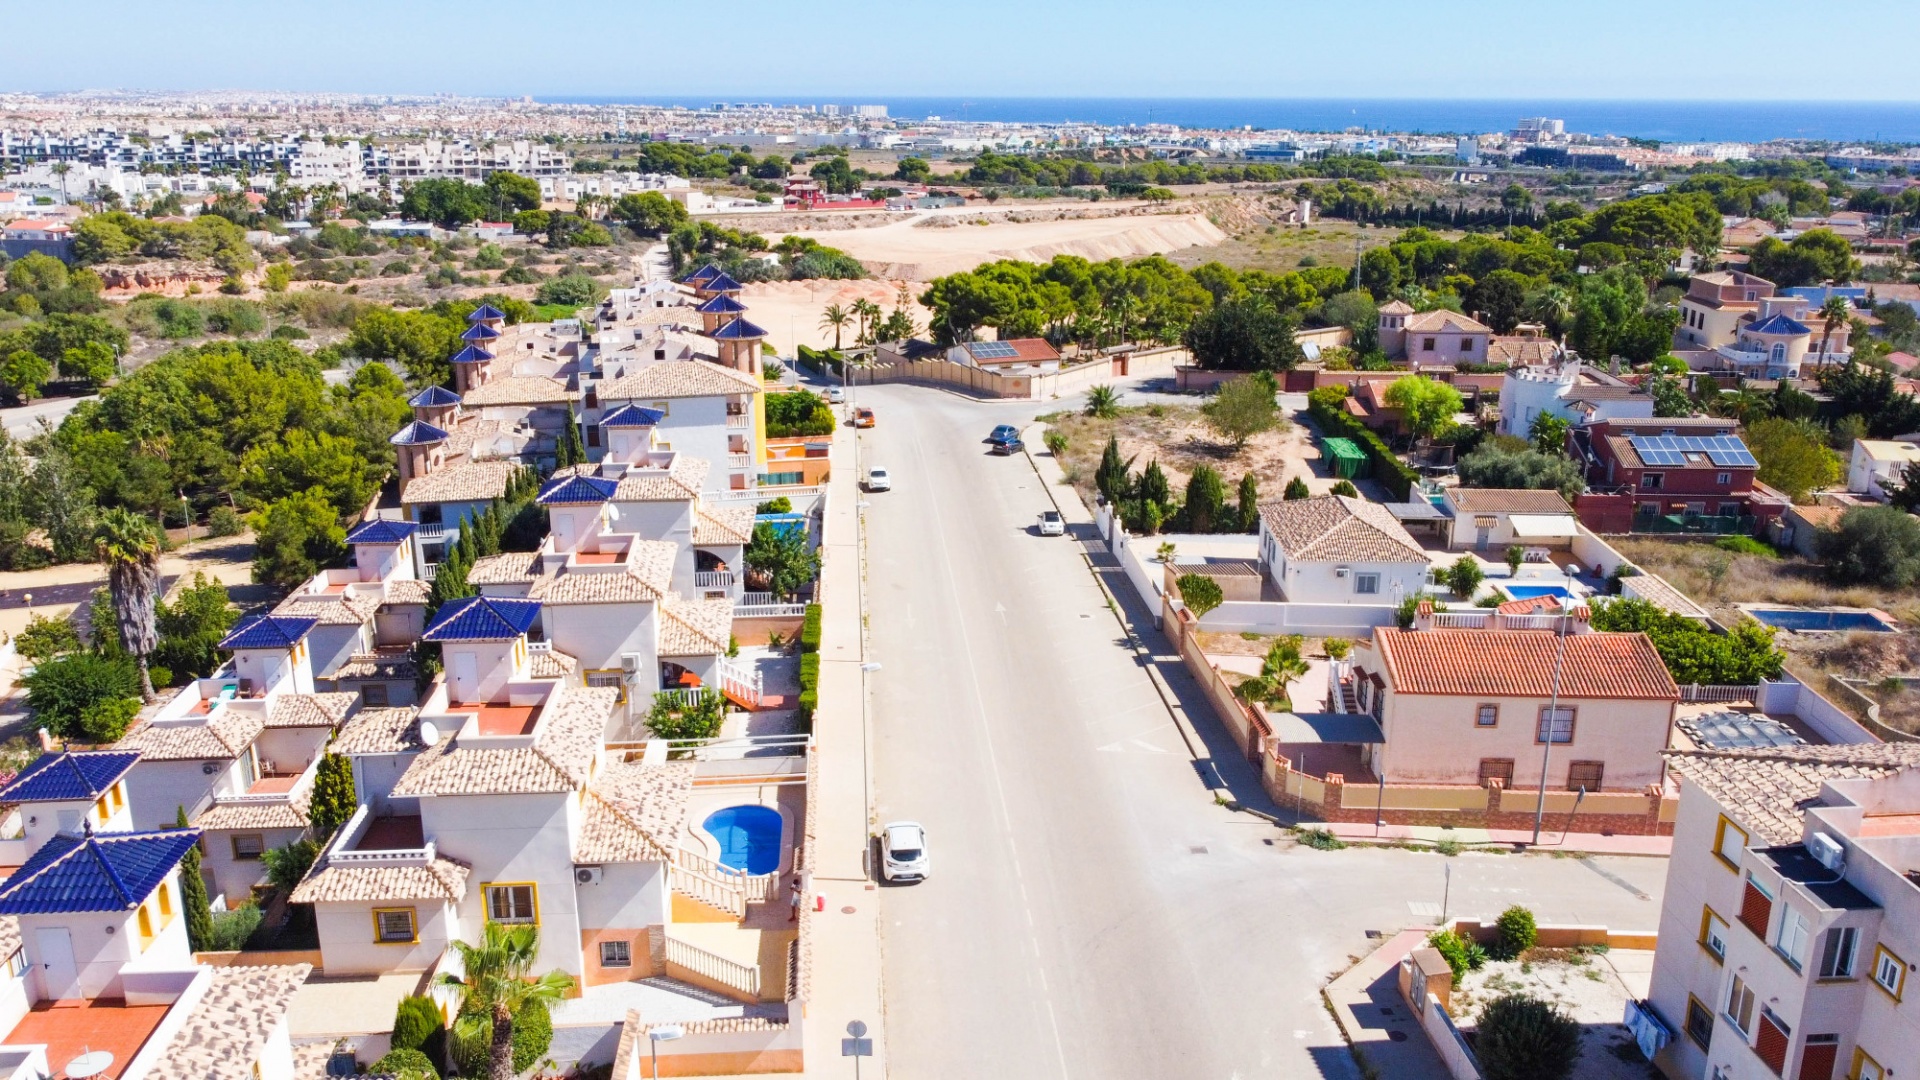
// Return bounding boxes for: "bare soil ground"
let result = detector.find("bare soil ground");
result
[1044,404,1306,510]
[1453,950,1661,1080]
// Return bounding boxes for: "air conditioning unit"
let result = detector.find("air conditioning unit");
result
[1335,567,1350,578]
[575,866,604,886]
[620,653,643,676]
[1807,831,1845,873]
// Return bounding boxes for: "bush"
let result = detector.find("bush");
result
[645,689,726,741]
[512,999,553,1072]
[1296,827,1346,850]
[13,613,82,664]
[207,902,263,951]
[757,496,792,514]
[1175,574,1224,618]
[1283,476,1310,500]
[372,1050,438,1080]
[391,996,446,1064]
[77,697,141,743]
[1306,386,1418,500]
[1445,555,1485,599]
[800,604,823,653]
[533,272,605,307]
[1328,479,1358,497]
[1818,505,1920,588]
[23,652,141,740]
[1475,994,1582,1080]
[1043,430,1068,457]
[1426,929,1486,987]
[206,505,245,537]
[1713,535,1777,558]
[1493,905,1538,961]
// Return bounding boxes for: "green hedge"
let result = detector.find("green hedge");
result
[1307,386,1419,501]
[800,604,823,653]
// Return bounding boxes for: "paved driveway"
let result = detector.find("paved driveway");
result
[857,383,1668,1080]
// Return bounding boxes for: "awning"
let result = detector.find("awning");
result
[1509,514,1580,539]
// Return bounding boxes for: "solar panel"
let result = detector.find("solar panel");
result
[1628,433,1756,469]
[1628,435,1684,466]
[1704,435,1758,468]
[970,340,1020,359]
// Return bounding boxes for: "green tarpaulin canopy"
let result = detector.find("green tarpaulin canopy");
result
[1321,438,1368,480]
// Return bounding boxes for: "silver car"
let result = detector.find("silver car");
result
[881,821,929,882]
[1038,510,1065,536]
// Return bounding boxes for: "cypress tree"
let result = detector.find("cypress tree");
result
[1184,465,1227,533]
[174,805,214,952]
[308,754,357,839]
[1238,472,1259,533]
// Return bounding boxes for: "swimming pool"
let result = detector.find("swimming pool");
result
[702,805,783,875]
[1499,583,1575,601]
[1746,607,1896,633]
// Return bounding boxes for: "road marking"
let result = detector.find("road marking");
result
[905,422,1076,1080]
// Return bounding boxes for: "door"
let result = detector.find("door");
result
[263,652,286,691]
[450,651,479,701]
[35,927,78,1001]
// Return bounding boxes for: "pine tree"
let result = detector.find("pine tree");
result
[1183,465,1227,533]
[308,753,357,838]
[174,805,214,952]
[1283,476,1311,500]
[1096,436,1128,503]
[1139,460,1172,513]
[1237,472,1259,533]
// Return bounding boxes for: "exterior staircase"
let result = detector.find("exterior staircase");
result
[716,655,764,710]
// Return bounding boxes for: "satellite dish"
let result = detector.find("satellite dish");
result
[417,721,440,746]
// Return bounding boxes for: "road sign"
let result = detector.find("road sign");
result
[846,1020,868,1038]
[841,1038,873,1057]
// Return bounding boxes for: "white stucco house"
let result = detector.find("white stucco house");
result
[1847,438,1920,501]
[1256,495,1430,604]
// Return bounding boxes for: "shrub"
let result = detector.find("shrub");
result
[371,1050,439,1080]
[800,604,823,653]
[1714,535,1777,558]
[23,652,141,740]
[1445,555,1485,599]
[1306,386,1419,500]
[1493,905,1539,961]
[645,689,726,741]
[1475,994,1582,1080]
[13,613,82,664]
[207,902,264,951]
[1426,929,1486,986]
[511,998,553,1072]
[757,496,793,514]
[391,996,447,1066]
[1043,430,1068,457]
[206,505,245,537]
[1818,505,1920,588]
[77,697,141,743]
[1328,479,1358,497]
[1283,476,1310,500]
[1175,574,1225,618]
[1323,637,1350,660]
[1296,827,1346,850]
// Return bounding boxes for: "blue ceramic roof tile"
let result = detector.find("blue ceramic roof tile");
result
[422,596,542,642]
[0,751,140,804]
[599,404,665,428]
[408,385,462,408]
[390,420,450,446]
[701,272,744,293]
[460,324,502,342]
[0,829,202,914]
[537,473,619,505]
[679,263,722,286]
[1748,313,1811,336]
[219,614,319,651]
[707,317,769,340]
[346,519,419,545]
[450,344,496,364]
[695,294,749,314]
[468,303,507,322]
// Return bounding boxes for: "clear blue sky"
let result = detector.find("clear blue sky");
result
[15,0,1920,101]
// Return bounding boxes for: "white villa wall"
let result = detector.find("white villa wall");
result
[199,825,305,905]
[351,753,421,815]
[441,639,518,703]
[546,602,661,695]
[232,645,312,696]
[574,860,668,930]
[124,757,249,831]
[313,899,456,975]
[1195,601,1399,637]
[20,790,132,854]
[424,792,584,979]
[20,871,189,1000]
[305,622,372,682]
[254,728,329,775]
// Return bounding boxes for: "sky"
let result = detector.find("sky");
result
[12,0,1920,102]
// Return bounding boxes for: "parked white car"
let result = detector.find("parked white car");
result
[1038,510,1065,536]
[865,467,892,492]
[824,386,846,404]
[881,821,929,882]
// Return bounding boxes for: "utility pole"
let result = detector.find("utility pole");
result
[1531,605,1572,845]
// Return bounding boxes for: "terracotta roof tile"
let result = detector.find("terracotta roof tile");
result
[528,647,578,679]
[574,760,695,863]
[601,360,762,400]
[692,505,755,545]
[274,592,380,627]
[148,963,312,1080]
[267,692,357,729]
[401,459,522,506]
[333,650,419,682]
[1374,627,1679,699]
[290,854,470,903]
[1446,489,1575,515]
[460,375,573,407]
[116,710,262,761]
[1258,495,1427,563]
[1665,745,1920,846]
[331,707,424,755]
[658,596,733,657]
[529,540,676,605]
[389,686,614,797]
[1404,309,1491,334]
[467,551,541,586]
[382,579,433,606]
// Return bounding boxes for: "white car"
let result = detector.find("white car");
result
[824,386,846,404]
[881,821,929,882]
[865,467,892,492]
[1038,510,1065,536]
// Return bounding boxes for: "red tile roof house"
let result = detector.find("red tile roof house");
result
[1568,417,1788,537]
[948,338,1063,375]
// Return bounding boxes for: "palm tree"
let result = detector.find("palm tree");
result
[440,924,575,1080]
[851,298,882,345]
[1084,384,1120,419]
[94,509,162,703]
[1817,295,1850,367]
[1522,285,1575,341]
[819,304,851,351]
[1234,636,1311,709]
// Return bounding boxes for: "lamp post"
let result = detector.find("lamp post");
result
[647,1024,684,1079]
[1530,593,1574,846]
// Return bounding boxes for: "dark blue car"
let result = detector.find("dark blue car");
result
[988,424,1021,445]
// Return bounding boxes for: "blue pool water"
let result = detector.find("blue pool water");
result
[1747,608,1895,633]
[702,805,783,874]
[1500,584,1574,601]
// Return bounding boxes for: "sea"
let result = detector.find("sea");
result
[543,96,1920,144]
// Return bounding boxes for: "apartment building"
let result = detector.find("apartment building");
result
[1647,744,1920,1079]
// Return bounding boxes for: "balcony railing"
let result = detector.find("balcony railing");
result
[1432,612,1491,629]
[727,453,755,470]
[695,570,736,590]
[726,413,751,428]
[736,601,806,618]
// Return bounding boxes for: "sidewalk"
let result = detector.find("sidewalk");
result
[799,419,887,1076]
[1317,820,1674,857]
[1322,928,1446,1077]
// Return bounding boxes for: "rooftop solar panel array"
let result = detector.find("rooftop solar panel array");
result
[1627,434,1757,469]
[969,340,1020,359]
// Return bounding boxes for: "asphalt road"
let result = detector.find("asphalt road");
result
[854,381,1670,1080]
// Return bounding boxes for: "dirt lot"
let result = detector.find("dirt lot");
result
[1611,537,1920,730]
[1045,403,1311,510]
[1451,949,1661,1080]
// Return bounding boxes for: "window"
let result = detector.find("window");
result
[1713,816,1747,870]
[1818,926,1859,979]
[1354,572,1380,595]
[110,783,123,811]
[1699,908,1728,961]
[651,401,671,417]
[1855,1049,1885,1080]
[157,882,173,918]
[1459,338,1475,354]
[1478,758,1515,786]
[1641,473,1665,491]
[1422,337,1436,351]
[1684,995,1714,1050]
[231,834,265,860]
[1739,873,1774,938]
[1566,760,1604,792]
[485,884,538,924]
[375,908,417,944]
[1716,472,1731,485]
[1536,706,1575,744]
[1774,904,1812,970]
[1755,1008,1790,1074]
[600,940,632,968]
[1475,704,1499,728]
[584,669,628,705]
[1725,973,1756,1035]
[1873,945,1906,1000]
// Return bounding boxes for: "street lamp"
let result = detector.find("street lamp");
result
[647,1024,684,1079]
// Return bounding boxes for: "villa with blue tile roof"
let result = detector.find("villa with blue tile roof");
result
[1675,268,1850,378]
